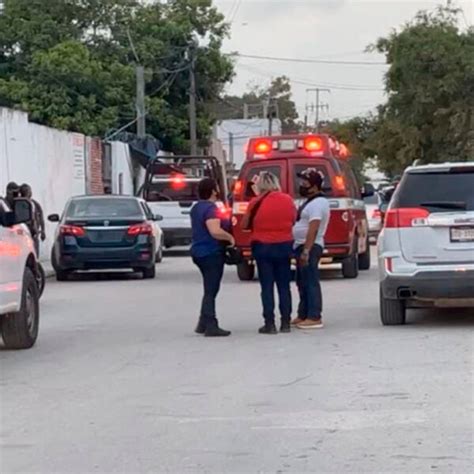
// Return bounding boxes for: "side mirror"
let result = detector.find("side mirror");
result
[361,182,375,198]
[48,214,60,223]
[153,214,163,222]
[322,185,333,193]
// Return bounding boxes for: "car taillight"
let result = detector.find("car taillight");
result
[127,223,153,236]
[233,179,243,199]
[372,209,382,219]
[332,175,347,196]
[60,225,85,237]
[218,206,232,219]
[384,208,430,228]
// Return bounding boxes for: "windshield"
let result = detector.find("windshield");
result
[66,198,143,218]
[145,181,200,202]
[393,171,474,211]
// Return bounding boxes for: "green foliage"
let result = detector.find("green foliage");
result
[371,5,474,174]
[0,0,233,151]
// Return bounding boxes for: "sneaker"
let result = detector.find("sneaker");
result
[280,321,291,333]
[258,323,278,335]
[195,320,206,334]
[296,318,324,330]
[205,326,231,337]
[291,317,305,326]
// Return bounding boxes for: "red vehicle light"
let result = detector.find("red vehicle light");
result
[333,175,346,192]
[218,206,232,219]
[339,143,349,158]
[384,208,430,228]
[254,139,272,154]
[170,173,186,189]
[60,225,85,237]
[233,180,243,195]
[371,209,382,219]
[127,223,153,236]
[304,136,323,152]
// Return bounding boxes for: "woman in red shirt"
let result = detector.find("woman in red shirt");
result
[242,172,296,334]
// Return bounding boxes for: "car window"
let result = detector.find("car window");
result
[292,164,331,198]
[141,202,153,220]
[363,194,379,205]
[243,165,282,200]
[393,171,474,212]
[0,199,8,225]
[145,180,200,202]
[66,198,143,218]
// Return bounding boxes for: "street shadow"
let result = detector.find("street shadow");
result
[66,271,143,282]
[407,307,474,327]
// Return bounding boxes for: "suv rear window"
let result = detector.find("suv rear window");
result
[393,170,474,212]
[146,181,200,202]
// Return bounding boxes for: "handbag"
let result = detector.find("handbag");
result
[224,245,244,266]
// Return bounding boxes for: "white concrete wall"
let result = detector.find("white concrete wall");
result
[110,142,134,196]
[0,108,86,261]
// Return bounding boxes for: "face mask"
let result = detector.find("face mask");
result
[299,185,311,197]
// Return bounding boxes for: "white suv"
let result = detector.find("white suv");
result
[0,198,40,349]
[378,162,474,325]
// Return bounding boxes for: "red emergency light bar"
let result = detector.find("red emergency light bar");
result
[246,134,349,160]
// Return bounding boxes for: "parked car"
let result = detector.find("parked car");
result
[0,197,40,349]
[232,134,374,280]
[49,196,163,280]
[378,162,474,325]
[364,191,383,243]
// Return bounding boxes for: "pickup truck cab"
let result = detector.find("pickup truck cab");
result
[0,198,40,349]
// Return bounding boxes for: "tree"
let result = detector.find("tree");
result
[221,76,299,133]
[0,0,234,152]
[371,5,474,174]
[322,116,379,182]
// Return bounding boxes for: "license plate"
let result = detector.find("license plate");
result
[450,227,474,242]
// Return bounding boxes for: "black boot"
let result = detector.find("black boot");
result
[195,319,206,335]
[280,320,291,333]
[259,322,277,335]
[205,321,231,337]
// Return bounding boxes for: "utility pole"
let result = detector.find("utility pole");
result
[229,132,234,164]
[243,103,249,119]
[187,45,198,155]
[306,88,330,132]
[136,65,146,138]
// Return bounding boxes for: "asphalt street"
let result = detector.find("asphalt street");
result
[1,250,473,473]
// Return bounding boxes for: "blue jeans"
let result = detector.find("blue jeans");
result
[192,253,225,327]
[295,244,323,319]
[252,242,293,324]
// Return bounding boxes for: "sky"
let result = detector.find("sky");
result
[214,0,473,122]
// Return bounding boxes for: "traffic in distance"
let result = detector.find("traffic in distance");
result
[1,133,473,349]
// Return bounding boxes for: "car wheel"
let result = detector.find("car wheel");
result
[143,265,156,279]
[36,263,46,297]
[342,240,359,279]
[237,261,255,281]
[55,270,70,282]
[380,286,406,325]
[1,268,40,349]
[358,236,371,271]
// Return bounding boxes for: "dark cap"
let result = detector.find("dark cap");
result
[6,181,19,191]
[297,168,324,189]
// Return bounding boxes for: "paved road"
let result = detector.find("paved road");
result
[1,252,473,473]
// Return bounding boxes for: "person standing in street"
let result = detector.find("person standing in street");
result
[292,169,330,330]
[5,182,20,208]
[19,183,46,257]
[191,178,234,337]
[242,172,296,334]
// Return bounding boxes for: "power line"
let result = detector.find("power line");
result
[229,0,242,23]
[229,52,388,67]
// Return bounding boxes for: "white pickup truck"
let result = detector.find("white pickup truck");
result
[0,198,40,349]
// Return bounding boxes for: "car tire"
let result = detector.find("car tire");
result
[237,261,255,281]
[380,286,406,325]
[156,240,163,264]
[358,236,371,271]
[1,268,39,349]
[143,265,156,279]
[55,270,70,282]
[342,240,359,279]
[36,263,46,297]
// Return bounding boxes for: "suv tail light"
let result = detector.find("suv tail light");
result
[384,208,430,228]
[127,223,153,236]
[60,225,85,237]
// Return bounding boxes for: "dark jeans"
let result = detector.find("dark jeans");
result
[192,253,225,327]
[252,242,293,324]
[295,244,323,320]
